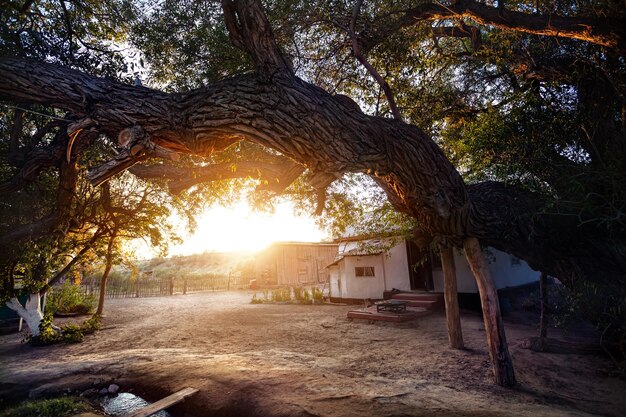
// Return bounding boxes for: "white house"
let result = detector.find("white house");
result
[327,237,539,303]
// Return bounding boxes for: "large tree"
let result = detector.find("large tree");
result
[1,0,624,386]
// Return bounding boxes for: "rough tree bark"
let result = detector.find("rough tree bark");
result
[96,235,114,316]
[0,0,624,386]
[441,246,464,349]
[463,237,516,386]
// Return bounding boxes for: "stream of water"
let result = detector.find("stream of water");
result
[100,392,172,417]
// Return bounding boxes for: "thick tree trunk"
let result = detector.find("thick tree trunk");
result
[463,237,516,387]
[96,238,114,315]
[6,293,44,336]
[0,58,624,287]
[441,247,464,349]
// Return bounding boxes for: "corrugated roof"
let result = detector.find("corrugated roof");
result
[326,248,383,268]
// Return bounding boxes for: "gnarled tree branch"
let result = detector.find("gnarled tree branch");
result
[130,158,305,195]
[361,0,626,53]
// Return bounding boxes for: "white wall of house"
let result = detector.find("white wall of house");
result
[330,238,539,300]
[381,243,412,291]
[343,255,386,299]
[431,248,540,293]
[329,267,341,298]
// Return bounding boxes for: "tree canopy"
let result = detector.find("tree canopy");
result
[0,0,625,385]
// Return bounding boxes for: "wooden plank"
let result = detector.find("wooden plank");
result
[126,387,199,417]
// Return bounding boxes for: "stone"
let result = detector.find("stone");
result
[107,383,120,395]
[80,388,98,397]
[99,388,109,396]
[28,386,46,399]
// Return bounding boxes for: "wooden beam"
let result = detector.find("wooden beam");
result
[441,246,464,349]
[463,237,516,387]
[126,387,199,417]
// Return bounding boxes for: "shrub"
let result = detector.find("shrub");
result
[46,281,96,315]
[293,287,311,304]
[312,287,324,302]
[0,397,90,417]
[271,288,292,302]
[29,314,101,346]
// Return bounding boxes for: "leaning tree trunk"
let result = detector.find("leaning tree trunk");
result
[5,293,44,336]
[463,237,516,387]
[441,246,464,349]
[96,237,115,316]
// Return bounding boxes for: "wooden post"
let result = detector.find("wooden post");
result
[538,271,548,350]
[441,246,464,349]
[183,278,187,295]
[463,237,516,387]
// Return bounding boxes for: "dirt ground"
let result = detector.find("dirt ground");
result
[0,291,624,417]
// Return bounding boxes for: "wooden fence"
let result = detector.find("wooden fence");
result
[81,274,235,299]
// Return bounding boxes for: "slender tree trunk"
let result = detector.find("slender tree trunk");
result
[6,293,44,336]
[538,271,548,350]
[441,246,464,349]
[96,237,115,315]
[463,237,516,387]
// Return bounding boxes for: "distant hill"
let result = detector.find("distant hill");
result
[89,251,256,283]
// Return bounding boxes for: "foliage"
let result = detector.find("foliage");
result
[250,293,264,304]
[251,287,324,304]
[45,281,96,315]
[552,280,626,367]
[0,397,90,417]
[293,287,311,303]
[271,288,292,303]
[312,287,324,302]
[29,313,102,346]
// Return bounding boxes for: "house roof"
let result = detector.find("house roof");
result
[326,247,384,268]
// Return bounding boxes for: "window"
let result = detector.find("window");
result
[355,266,375,277]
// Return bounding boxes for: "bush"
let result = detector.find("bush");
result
[45,281,96,316]
[553,280,626,370]
[29,314,102,345]
[251,293,263,304]
[0,397,90,417]
[271,288,292,302]
[293,287,311,303]
[312,287,324,302]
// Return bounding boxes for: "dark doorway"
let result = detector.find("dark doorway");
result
[406,240,433,291]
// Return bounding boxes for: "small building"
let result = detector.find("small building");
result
[254,241,339,286]
[328,237,539,303]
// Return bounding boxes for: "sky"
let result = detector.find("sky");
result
[132,200,329,258]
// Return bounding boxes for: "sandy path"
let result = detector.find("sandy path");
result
[0,291,623,416]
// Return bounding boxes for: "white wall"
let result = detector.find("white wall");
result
[329,267,340,298]
[382,242,411,291]
[432,248,539,293]
[343,255,386,299]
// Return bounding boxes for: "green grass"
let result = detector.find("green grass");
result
[0,397,91,417]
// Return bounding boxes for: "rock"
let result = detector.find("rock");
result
[107,383,120,395]
[80,388,98,397]
[28,386,46,399]
[99,388,109,396]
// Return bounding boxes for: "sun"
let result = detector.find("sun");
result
[167,200,327,256]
